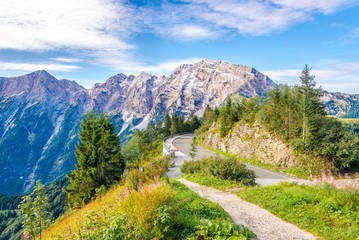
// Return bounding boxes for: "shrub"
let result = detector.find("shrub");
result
[189,218,256,240]
[181,157,256,186]
[209,157,256,185]
[125,169,147,190]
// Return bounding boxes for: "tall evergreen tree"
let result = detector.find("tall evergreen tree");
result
[66,111,125,208]
[164,112,172,137]
[219,98,236,137]
[170,114,179,135]
[281,85,299,141]
[298,65,325,151]
[19,180,50,240]
[189,136,198,160]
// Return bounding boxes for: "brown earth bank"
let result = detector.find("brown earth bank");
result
[199,123,333,176]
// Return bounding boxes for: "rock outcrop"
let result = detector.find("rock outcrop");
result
[201,123,298,167]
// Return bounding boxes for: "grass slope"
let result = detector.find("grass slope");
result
[42,179,239,239]
[239,182,359,240]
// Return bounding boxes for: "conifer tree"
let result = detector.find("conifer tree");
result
[178,115,185,133]
[219,98,236,137]
[170,114,179,135]
[298,65,325,151]
[66,111,125,208]
[189,136,198,160]
[164,112,172,137]
[19,180,50,240]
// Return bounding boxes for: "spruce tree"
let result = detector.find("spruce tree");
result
[170,114,179,135]
[219,98,236,137]
[164,112,172,137]
[298,65,325,151]
[189,136,198,160]
[66,111,125,208]
[19,180,50,240]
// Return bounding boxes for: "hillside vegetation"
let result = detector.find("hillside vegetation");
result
[42,179,253,239]
[40,114,255,239]
[197,65,359,174]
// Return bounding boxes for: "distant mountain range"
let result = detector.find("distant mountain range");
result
[0,60,357,195]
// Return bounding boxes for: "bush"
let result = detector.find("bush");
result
[209,158,256,185]
[189,219,256,240]
[181,157,256,186]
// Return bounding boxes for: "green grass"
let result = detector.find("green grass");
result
[171,180,256,239]
[338,118,359,123]
[170,180,235,238]
[239,182,359,240]
[197,140,310,179]
[182,173,245,191]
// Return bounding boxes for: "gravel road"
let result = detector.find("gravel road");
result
[178,179,317,240]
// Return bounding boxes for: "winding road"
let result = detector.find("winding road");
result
[166,133,304,186]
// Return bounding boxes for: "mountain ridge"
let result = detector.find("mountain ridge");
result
[0,59,358,195]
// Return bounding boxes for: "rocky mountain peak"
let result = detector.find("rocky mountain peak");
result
[103,73,128,85]
[27,70,55,80]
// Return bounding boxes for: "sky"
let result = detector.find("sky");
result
[0,0,359,93]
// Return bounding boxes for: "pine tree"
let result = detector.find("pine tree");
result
[19,195,36,239]
[170,114,179,135]
[219,98,236,137]
[19,180,50,240]
[178,115,185,133]
[298,65,325,151]
[164,112,172,137]
[96,113,124,186]
[66,111,125,208]
[189,136,198,160]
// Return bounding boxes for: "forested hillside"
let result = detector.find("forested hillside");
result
[197,65,359,174]
[0,177,68,240]
[40,113,255,239]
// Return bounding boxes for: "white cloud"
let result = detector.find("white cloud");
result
[271,0,357,14]
[52,57,83,63]
[0,0,358,75]
[179,0,358,35]
[171,25,218,40]
[0,0,135,51]
[0,61,80,72]
[0,0,136,68]
[263,61,359,94]
[105,58,203,76]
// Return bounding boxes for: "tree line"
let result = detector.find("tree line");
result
[164,112,201,137]
[197,65,359,171]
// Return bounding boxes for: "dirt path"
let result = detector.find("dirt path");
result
[177,179,317,240]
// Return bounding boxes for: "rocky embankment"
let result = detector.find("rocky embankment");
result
[201,123,298,167]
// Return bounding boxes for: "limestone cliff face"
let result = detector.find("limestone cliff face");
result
[201,123,298,167]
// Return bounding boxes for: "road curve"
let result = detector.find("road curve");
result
[167,133,307,186]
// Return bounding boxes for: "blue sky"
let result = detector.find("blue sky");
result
[0,0,359,93]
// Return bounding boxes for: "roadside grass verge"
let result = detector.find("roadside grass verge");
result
[197,140,310,179]
[238,182,359,240]
[182,173,245,191]
[172,180,256,239]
